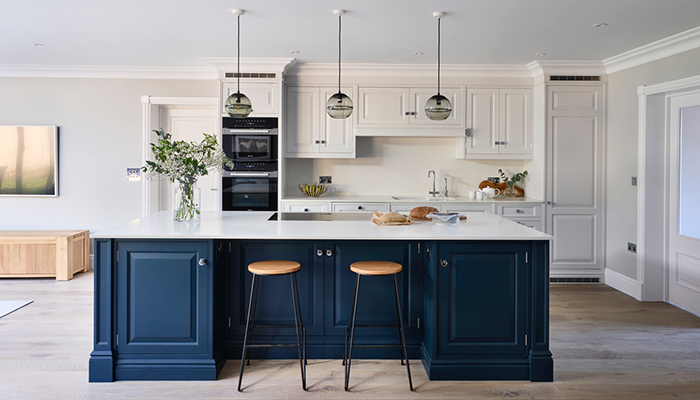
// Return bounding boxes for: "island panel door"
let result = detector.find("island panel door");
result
[324,241,421,339]
[229,240,324,337]
[437,242,528,356]
[116,240,211,356]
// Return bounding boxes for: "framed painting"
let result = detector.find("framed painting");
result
[0,126,59,196]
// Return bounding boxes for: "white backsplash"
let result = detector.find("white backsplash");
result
[284,137,527,197]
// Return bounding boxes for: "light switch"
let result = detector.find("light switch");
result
[127,168,141,182]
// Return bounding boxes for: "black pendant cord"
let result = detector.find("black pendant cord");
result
[237,14,241,96]
[437,17,441,96]
[338,14,342,94]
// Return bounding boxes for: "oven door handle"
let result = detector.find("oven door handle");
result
[223,129,278,135]
[224,171,278,178]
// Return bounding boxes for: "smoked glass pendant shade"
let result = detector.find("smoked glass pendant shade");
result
[425,93,452,120]
[225,92,252,118]
[326,92,353,119]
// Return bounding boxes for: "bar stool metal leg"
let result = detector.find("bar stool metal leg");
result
[238,273,259,391]
[393,278,406,367]
[290,272,306,390]
[344,274,361,391]
[393,274,413,391]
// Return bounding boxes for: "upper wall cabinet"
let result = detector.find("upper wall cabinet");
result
[458,88,532,159]
[356,86,464,136]
[221,82,280,117]
[285,86,355,158]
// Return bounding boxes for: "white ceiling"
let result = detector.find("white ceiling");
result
[2,0,700,68]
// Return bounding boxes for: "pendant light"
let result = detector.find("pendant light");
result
[326,9,353,119]
[225,9,252,118]
[425,11,452,121]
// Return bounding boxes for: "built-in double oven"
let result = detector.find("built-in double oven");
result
[221,117,279,211]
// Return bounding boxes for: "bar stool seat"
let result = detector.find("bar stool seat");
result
[344,260,413,391]
[350,261,402,275]
[238,260,306,391]
[248,260,300,275]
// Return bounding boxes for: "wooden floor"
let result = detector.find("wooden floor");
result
[1,271,700,399]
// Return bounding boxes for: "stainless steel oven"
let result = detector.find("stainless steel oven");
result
[221,171,278,211]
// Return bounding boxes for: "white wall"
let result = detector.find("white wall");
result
[0,77,217,232]
[606,47,700,280]
[285,137,529,197]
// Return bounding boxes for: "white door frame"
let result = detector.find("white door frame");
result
[636,75,700,301]
[140,96,219,217]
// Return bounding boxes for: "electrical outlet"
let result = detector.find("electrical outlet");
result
[631,176,637,186]
[127,168,141,182]
[627,242,637,253]
[488,177,500,183]
[319,176,332,184]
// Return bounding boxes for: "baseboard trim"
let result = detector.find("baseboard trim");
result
[605,268,643,300]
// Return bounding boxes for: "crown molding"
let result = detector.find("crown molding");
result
[203,57,296,78]
[604,26,700,74]
[0,64,217,79]
[290,62,533,79]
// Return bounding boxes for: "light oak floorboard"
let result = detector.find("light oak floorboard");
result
[1,272,699,399]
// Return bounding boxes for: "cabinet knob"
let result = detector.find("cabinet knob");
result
[315,140,320,144]
[304,208,309,212]
[357,206,363,210]
[547,201,554,205]
[405,111,411,116]
[440,259,448,267]
[198,258,207,267]
[326,249,333,257]
[321,140,326,144]
[317,249,323,257]
[516,209,523,213]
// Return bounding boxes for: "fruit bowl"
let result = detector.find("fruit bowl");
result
[299,183,328,197]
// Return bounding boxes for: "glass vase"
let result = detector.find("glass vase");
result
[503,186,518,198]
[174,180,201,221]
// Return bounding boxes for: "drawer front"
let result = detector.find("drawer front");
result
[509,218,543,232]
[284,203,330,212]
[390,203,443,213]
[443,204,494,214]
[499,204,541,217]
[332,202,389,212]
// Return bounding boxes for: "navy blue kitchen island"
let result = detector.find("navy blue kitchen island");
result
[88,211,552,383]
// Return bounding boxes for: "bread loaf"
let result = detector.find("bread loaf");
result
[380,212,409,223]
[410,206,439,220]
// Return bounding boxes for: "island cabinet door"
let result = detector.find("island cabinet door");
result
[116,240,212,356]
[436,242,528,356]
[228,240,324,337]
[323,241,422,339]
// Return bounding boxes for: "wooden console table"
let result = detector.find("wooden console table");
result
[0,230,90,280]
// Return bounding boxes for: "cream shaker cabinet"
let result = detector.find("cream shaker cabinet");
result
[459,88,532,159]
[357,86,463,128]
[220,82,280,117]
[284,86,355,158]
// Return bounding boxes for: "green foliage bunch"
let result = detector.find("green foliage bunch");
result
[498,169,529,189]
[142,129,234,185]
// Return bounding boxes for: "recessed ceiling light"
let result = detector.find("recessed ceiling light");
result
[33,43,44,47]
[535,52,546,57]
[592,23,608,28]
[413,52,424,56]
[289,50,300,54]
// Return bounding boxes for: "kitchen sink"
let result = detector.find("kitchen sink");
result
[391,196,458,201]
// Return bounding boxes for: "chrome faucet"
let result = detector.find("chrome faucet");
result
[444,178,449,198]
[428,170,439,197]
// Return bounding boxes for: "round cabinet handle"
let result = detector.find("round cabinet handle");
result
[321,140,326,144]
[440,259,448,267]
[326,249,333,257]
[357,206,363,210]
[198,258,207,267]
[315,140,320,144]
[547,201,554,205]
[516,209,523,214]
[304,208,309,212]
[317,249,323,257]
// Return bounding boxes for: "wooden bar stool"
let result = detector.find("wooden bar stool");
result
[344,261,413,391]
[238,260,306,391]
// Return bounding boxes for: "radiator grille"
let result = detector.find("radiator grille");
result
[550,277,600,283]
[225,72,276,78]
[549,75,600,81]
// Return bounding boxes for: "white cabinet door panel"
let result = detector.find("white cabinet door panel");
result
[321,86,354,154]
[412,87,463,125]
[466,89,498,154]
[551,214,596,263]
[222,83,279,116]
[500,89,531,155]
[552,116,598,207]
[285,87,319,155]
[358,88,410,125]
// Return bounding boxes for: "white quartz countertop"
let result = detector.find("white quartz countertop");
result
[92,211,551,241]
[282,195,543,203]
